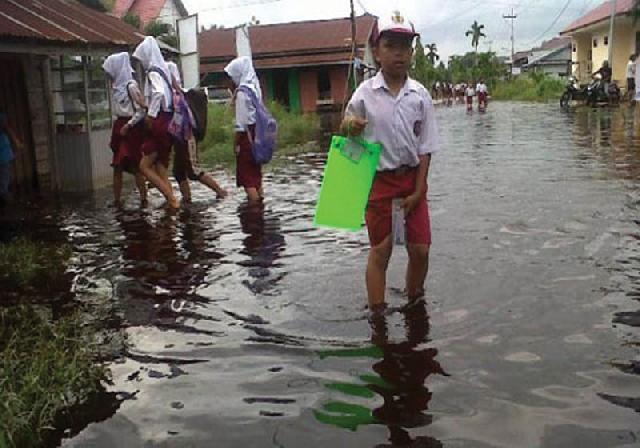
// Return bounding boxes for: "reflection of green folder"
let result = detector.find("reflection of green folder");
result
[314,136,382,231]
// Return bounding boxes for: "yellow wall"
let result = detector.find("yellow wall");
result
[569,18,639,86]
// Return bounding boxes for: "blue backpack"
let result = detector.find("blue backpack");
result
[237,86,277,165]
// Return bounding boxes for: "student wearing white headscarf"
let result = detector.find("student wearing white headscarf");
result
[132,36,179,209]
[224,56,263,202]
[103,52,147,206]
[166,61,228,202]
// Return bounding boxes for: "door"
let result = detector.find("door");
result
[0,54,36,194]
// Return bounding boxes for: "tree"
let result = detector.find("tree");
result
[425,43,439,66]
[411,37,430,86]
[144,20,177,48]
[465,21,487,65]
[123,13,141,30]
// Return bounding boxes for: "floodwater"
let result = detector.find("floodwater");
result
[6,102,640,447]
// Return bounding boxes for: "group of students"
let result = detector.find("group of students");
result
[105,36,266,209]
[463,80,489,111]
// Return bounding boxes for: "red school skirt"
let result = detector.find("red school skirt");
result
[110,117,144,173]
[141,112,173,168]
[365,167,431,247]
[236,125,262,189]
[478,92,488,104]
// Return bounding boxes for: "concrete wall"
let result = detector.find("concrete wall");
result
[158,0,185,31]
[23,55,55,192]
[329,66,348,109]
[571,18,639,84]
[299,70,318,113]
[90,129,113,190]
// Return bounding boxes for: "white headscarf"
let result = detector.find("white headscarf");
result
[133,36,172,104]
[224,56,262,100]
[102,52,134,105]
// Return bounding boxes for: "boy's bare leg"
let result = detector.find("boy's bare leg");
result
[179,180,192,202]
[135,173,148,206]
[140,154,179,209]
[406,244,430,300]
[113,167,123,204]
[200,174,228,198]
[366,236,393,310]
[245,187,261,202]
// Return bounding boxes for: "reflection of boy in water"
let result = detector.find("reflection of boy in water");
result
[369,301,447,447]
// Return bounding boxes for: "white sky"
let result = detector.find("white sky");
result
[183,0,601,61]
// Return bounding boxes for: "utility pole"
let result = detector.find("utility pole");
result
[349,0,357,89]
[503,8,517,73]
[608,0,617,65]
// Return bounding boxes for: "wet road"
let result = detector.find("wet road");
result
[20,102,640,447]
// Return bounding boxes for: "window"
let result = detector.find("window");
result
[317,68,331,101]
[593,38,598,48]
[604,35,609,46]
[572,44,576,53]
[51,55,111,134]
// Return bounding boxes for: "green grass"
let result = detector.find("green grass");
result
[0,238,71,289]
[492,73,565,102]
[0,306,108,448]
[199,101,321,168]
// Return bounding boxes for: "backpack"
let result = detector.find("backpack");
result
[237,86,277,165]
[149,67,195,144]
[185,88,208,142]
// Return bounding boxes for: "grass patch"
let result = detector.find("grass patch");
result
[0,306,108,448]
[0,238,71,289]
[199,101,321,168]
[492,72,565,102]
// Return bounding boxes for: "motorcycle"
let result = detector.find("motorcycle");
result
[585,74,620,107]
[560,76,582,108]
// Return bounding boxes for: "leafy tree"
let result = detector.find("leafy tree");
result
[144,20,177,49]
[123,13,141,30]
[425,43,439,65]
[465,21,487,65]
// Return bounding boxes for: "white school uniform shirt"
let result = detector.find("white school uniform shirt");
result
[234,90,257,132]
[345,71,440,171]
[627,61,636,79]
[145,71,173,118]
[466,87,475,97]
[476,83,488,94]
[111,81,145,127]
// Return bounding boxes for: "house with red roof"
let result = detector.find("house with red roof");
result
[0,0,143,194]
[561,0,638,84]
[112,0,188,31]
[199,14,378,113]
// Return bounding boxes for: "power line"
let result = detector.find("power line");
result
[526,0,573,46]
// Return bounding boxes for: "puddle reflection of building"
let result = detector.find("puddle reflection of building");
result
[369,301,447,448]
[237,202,286,295]
[114,209,220,335]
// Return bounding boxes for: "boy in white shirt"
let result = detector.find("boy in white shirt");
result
[476,79,488,110]
[465,82,475,112]
[340,13,440,311]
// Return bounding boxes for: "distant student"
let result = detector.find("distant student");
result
[103,52,148,206]
[132,36,180,209]
[465,82,475,111]
[340,14,440,311]
[0,111,22,208]
[627,54,636,101]
[166,61,228,202]
[476,79,488,110]
[223,56,264,203]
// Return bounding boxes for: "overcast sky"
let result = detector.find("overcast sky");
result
[182,0,600,61]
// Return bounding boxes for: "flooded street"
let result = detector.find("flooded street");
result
[7,102,640,447]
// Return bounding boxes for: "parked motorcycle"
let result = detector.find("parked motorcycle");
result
[560,76,582,108]
[585,74,620,107]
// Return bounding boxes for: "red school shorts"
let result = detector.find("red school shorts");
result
[110,117,144,173]
[236,125,262,189]
[141,112,173,167]
[365,167,432,247]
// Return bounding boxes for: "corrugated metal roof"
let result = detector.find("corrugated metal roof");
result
[0,0,144,47]
[561,0,633,34]
[199,14,377,73]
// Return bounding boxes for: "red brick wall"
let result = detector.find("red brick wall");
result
[330,66,348,107]
[299,70,318,113]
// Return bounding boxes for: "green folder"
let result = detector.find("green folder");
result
[314,136,382,231]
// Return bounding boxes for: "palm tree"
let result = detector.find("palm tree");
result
[425,43,440,65]
[466,21,486,65]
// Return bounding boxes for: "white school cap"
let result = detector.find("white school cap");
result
[376,11,419,40]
